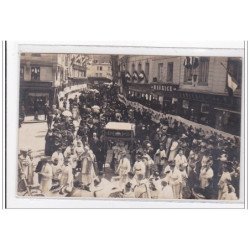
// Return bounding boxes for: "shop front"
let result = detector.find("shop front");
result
[19,82,57,115]
[213,108,241,136]
[174,91,241,136]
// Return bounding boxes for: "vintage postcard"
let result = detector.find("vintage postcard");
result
[15,45,243,204]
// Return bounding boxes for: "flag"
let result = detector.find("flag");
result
[227,73,238,92]
[132,71,139,81]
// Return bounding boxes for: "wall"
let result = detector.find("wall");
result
[125,55,231,96]
[40,66,53,82]
[126,56,182,84]
[87,63,111,79]
[179,57,228,95]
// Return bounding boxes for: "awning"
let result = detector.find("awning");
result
[28,92,50,97]
[214,107,241,114]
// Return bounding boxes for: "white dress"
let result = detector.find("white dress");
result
[158,185,174,199]
[133,161,146,178]
[81,151,96,186]
[174,154,188,169]
[199,167,214,189]
[168,141,179,161]
[117,157,131,187]
[40,163,53,195]
[169,168,182,199]
[59,165,73,188]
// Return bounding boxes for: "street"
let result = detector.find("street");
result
[18,119,47,160]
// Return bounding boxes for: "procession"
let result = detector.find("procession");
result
[18,81,240,200]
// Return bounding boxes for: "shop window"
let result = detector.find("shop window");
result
[167,62,173,82]
[201,103,210,114]
[198,57,209,85]
[20,66,24,80]
[158,63,164,82]
[65,55,69,66]
[182,100,189,109]
[228,59,242,89]
[31,66,40,80]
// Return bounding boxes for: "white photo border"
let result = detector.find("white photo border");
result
[5,41,247,208]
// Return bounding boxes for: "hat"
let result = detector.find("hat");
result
[125,182,132,189]
[20,146,29,152]
[181,134,188,139]
[192,139,198,144]
[219,154,228,162]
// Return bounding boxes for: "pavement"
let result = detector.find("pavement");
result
[19,120,48,160]
[23,115,47,124]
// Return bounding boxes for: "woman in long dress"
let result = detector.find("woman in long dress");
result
[154,144,167,174]
[169,164,183,199]
[116,150,131,188]
[133,174,151,199]
[158,180,174,199]
[59,158,73,193]
[81,147,96,187]
[168,137,179,161]
[39,160,53,195]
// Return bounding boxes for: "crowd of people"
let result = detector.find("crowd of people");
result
[18,83,240,200]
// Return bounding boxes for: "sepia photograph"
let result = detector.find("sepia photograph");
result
[17,50,242,201]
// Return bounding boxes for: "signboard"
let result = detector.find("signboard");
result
[105,129,133,139]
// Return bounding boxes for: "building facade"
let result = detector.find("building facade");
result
[65,54,89,87]
[86,55,112,84]
[20,53,68,115]
[119,55,242,136]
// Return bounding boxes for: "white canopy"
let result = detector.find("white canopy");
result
[105,122,135,132]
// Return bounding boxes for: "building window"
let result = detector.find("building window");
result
[201,103,210,114]
[31,66,40,80]
[182,100,189,109]
[65,55,69,66]
[184,67,193,84]
[145,63,149,83]
[198,57,209,85]
[138,63,142,72]
[65,69,68,80]
[96,73,98,77]
[167,62,174,82]
[20,66,24,80]
[228,59,242,89]
[131,63,135,73]
[100,66,102,71]
[158,63,163,82]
